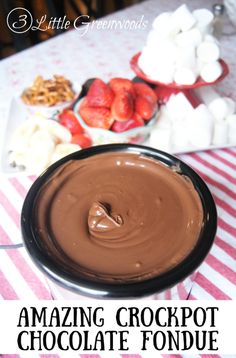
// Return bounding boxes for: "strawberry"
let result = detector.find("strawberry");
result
[111,113,144,133]
[58,109,84,135]
[109,78,134,96]
[79,106,113,129]
[133,83,157,103]
[111,91,134,122]
[71,133,92,148]
[87,78,114,108]
[79,97,89,109]
[135,95,157,121]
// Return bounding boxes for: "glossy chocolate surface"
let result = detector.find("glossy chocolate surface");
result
[35,151,203,282]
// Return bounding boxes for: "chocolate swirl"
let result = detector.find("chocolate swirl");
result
[88,201,123,239]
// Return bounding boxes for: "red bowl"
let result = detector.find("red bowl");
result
[130,52,229,90]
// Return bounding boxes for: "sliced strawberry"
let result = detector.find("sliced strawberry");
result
[133,83,157,103]
[109,78,134,96]
[111,114,144,133]
[111,91,134,122]
[58,109,84,135]
[71,133,92,148]
[79,106,113,129]
[133,112,145,125]
[79,97,89,109]
[87,78,114,108]
[135,95,157,121]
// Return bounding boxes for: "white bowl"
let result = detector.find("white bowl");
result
[18,81,82,119]
[73,98,158,145]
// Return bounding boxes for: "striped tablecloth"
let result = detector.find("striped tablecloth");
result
[0,0,235,357]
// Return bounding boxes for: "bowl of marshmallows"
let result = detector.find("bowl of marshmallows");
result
[134,4,228,87]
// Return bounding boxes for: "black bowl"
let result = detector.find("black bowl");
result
[21,144,217,299]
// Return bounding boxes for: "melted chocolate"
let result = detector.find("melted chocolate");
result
[35,152,203,282]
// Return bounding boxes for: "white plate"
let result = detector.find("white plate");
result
[0,98,35,177]
[1,98,236,178]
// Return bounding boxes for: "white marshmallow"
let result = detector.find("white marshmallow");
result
[165,93,194,121]
[156,106,172,129]
[139,48,175,83]
[155,40,178,62]
[152,12,171,32]
[223,97,235,116]
[200,61,222,83]
[188,104,214,147]
[171,120,190,150]
[138,47,159,73]
[146,29,160,48]
[152,12,171,28]
[139,43,176,72]
[176,46,197,71]
[204,34,219,45]
[193,8,214,36]
[171,4,196,32]
[175,28,202,47]
[152,12,180,38]
[146,30,177,51]
[197,41,220,62]
[149,127,171,152]
[147,63,175,84]
[226,115,236,144]
[196,57,205,73]
[194,86,220,106]
[174,67,197,85]
[212,121,228,145]
[208,97,232,121]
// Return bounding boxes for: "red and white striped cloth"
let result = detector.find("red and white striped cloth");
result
[0,351,234,357]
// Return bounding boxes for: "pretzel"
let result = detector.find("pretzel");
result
[21,75,76,107]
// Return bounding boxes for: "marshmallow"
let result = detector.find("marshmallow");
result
[197,41,220,62]
[140,6,219,85]
[226,115,236,144]
[156,106,172,129]
[188,104,214,147]
[153,13,180,39]
[149,127,171,152]
[171,121,190,150]
[171,4,196,32]
[224,97,235,116]
[156,40,178,62]
[138,47,159,73]
[152,12,178,38]
[193,8,214,35]
[174,67,197,85]
[196,57,205,73]
[146,30,160,48]
[176,46,197,71]
[147,63,175,84]
[139,48,175,83]
[200,60,222,83]
[175,28,202,47]
[208,97,233,121]
[152,12,171,28]
[212,122,228,145]
[165,93,194,121]
[204,34,219,45]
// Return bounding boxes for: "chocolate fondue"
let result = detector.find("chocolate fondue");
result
[34,151,203,283]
